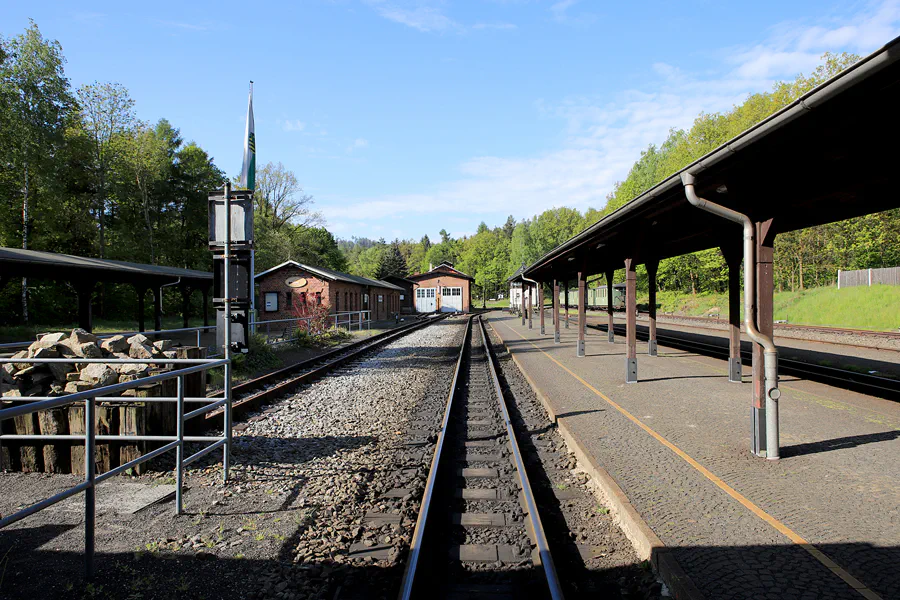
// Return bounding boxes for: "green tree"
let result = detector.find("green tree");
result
[376,243,408,279]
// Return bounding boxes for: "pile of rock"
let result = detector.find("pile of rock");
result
[2,328,179,398]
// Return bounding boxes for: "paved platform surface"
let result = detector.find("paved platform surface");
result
[487,312,900,600]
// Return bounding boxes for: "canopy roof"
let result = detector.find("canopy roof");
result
[525,36,900,282]
[0,247,211,287]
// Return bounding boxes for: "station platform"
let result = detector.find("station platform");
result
[485,311,899,600]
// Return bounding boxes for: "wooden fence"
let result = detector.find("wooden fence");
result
[837,267,900,288]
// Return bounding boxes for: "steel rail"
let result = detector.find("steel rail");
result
[397,315,473,600]
[206,314,449,420]
[478,317,565,600]
[594,323,900,398]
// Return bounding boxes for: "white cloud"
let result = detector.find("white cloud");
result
[346,138,369,153]
[364,0,460,33]
[281,119,306,132]
[328,0,900,237]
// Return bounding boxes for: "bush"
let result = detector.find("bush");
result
[232,333,282,376]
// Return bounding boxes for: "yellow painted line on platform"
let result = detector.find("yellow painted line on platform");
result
[496,318,882,600]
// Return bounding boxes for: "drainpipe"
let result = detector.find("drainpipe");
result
[522,275,538,328]
[681,173,781,460]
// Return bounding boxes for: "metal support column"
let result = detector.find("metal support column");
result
[605,270,615,343]
[553,279,560,344]
[752,220,776,457]
[723,246,743,382]
[564,284,569,329]
[647,261,658,356]
[624,259,637,383]
[202,287,210,327]
[175,375,184,514]
[539,283,545,335]
[84,396,96,580]
[577,271,586,357]
[180,285,191,328]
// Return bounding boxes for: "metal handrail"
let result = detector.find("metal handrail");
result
[0,354,231,580]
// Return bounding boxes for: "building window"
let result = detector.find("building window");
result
[299,292,307,309]
[285,291,292,309]
[400,294,405,300]
[265,292,278,312]
[316,292,322,306]
[378,294,383,303]
[344,291,348,311]
[336,292,340,312]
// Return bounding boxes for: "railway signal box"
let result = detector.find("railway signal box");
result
[209,189,254,353]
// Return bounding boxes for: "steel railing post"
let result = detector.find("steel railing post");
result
[223,181,233,481]
[196,329,201,348]
[84,396,96,580]
[175,375,185,514]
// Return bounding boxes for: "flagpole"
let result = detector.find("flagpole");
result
[248,81,257,334]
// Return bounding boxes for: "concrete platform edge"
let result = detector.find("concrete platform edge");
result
[488,317,706,600]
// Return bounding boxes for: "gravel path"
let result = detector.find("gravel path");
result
[0,317,467,600]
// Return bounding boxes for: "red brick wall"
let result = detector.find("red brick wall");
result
[413,275,471,312]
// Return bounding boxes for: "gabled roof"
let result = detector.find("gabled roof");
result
[383,274,416,286]
[408,262,474,282]
[507,263,528,283]
[254,260,403,291]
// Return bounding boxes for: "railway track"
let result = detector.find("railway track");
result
[399,315,564,600]
[204,314,450,425]
[593,322,900,400]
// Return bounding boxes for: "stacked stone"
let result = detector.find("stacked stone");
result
[1,328,178,399]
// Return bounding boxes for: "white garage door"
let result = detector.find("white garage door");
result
[441,287,463,312]
[415,288,436,312]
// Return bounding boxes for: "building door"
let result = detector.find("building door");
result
[441,287,463,312]
[415,288,436,312]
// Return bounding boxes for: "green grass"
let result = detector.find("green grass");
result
[640,285,900,331]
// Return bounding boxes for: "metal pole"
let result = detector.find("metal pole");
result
[196,329,201,348]
[527,284,533,329]
[176,375,185,514]
[647,261,658,357]
[606,270,615,343]
[577,271,586,357]
[553,280,560,344]
[564,283,569,329]
[84,396,96,580]
[539,283,545,335]
[223,181,233,480]
[625,258,637,383]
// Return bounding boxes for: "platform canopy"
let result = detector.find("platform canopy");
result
[0,247,211,287]
[524,35,900,282]
[0,247,212,332]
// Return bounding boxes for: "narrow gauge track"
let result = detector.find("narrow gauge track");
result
[592,322,900,400]
[204,315,450,425]
[399,316,564,600]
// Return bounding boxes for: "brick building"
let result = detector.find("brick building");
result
[383,275,416,314]
[408,262,473,313]
[254,261,403,322]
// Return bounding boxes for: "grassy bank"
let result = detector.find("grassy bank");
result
[640,285,900,331]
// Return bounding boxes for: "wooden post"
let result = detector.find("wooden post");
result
[153,286,163,332]
[38,408,70,473]
[76,282,95,332]
[605,270,615,343]
[539,282,545,335]
[625,258,637,383]
[577,271,586,357]
[13,411,41,472]
[202,286,210,327]
[136,286,147,332]
[647,260,658,357]
[722,246,743,382]
[752,220,776,456]
[180,285,192,328]
[553,279,560,344]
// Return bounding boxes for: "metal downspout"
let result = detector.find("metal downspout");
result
[522,275,539,328]
[681,173,781,460]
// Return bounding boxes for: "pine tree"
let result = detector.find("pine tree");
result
[377,244,408,279]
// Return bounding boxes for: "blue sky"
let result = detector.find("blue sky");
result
[3,1,899,242]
